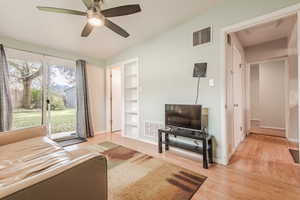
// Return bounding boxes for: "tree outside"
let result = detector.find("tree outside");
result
[8,59,77,134]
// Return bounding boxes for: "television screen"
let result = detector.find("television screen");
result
[165,104,202,130]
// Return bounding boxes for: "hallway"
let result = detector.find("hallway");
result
[229,134,300,186]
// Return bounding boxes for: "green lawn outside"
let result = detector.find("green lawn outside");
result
[12,109,76,134]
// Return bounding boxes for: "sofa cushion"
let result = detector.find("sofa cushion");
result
[0,136,101,199]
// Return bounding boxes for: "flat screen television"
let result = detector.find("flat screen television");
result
[165,104,202,131]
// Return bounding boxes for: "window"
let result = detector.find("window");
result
[6,49,44,130]
[5,48,77,140]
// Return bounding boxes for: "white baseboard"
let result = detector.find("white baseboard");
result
[288,137,299,143]
[260,126,285,130]
[94,130,108,135]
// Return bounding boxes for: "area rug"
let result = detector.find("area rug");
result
[289,149,299,164]
[56,137,86,147]
[87,142,207,200]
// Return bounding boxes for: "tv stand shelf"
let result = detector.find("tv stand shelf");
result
[158,128,213,169]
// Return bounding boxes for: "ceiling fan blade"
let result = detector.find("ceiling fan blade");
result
[81,23,94,37]
[37,7,86,16]
[104,19,129,38]
[101,4,141,18]
[81,0,93,9]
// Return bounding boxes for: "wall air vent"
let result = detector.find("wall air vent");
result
[144,121,164,139]
[193,26,212,46]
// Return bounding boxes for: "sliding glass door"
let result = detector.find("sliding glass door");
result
[6,49,44,130]
[46,57,77,140]
[5,48,77,140]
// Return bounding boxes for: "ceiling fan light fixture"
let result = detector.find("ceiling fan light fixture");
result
[88,16,104,26]
[87,10,104,27]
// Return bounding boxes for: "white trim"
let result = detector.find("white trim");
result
[247,57,289,65]
[245,63,251,135]
[260,126,286,131]
[94,130,108,135]
[288,137,299,143]
[220,3,300,165]
[284,59,290,139]
[105,68,112,133]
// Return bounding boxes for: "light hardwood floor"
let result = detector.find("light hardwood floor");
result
[71,133,300,200]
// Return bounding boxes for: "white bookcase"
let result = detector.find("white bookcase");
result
[122,59,139,139]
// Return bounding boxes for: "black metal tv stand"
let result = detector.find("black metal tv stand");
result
[158,128,213,169]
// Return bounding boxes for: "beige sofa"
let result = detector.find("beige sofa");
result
[0,126,107,200]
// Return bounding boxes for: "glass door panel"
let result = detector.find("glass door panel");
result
[5,48,44,130]
[46,57,77,140]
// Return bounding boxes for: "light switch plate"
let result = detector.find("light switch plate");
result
[209,79,215,87]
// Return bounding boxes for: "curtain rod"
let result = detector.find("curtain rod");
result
[2,44,77,61]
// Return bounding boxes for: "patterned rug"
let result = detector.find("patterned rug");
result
[86,142,206,200]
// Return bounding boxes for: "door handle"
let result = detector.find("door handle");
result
[46,99,50,111]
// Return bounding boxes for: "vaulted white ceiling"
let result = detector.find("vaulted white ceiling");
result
[0,0,222,60]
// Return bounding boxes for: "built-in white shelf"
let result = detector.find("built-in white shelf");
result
[126,99,138,102]
[126,111,138,115]
[126,122,138,127]
[125,73,138,77]
[125,86,138,89]
[123,59,139,139]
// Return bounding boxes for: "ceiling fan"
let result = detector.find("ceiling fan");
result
[37,0,141,38]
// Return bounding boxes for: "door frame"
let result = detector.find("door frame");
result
[220,4,300,165]
[106,58,140,136]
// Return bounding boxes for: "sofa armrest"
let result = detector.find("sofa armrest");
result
[0,126,47,146]
[1,155,108,200]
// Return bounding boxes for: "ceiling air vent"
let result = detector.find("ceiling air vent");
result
[193,26,212,47]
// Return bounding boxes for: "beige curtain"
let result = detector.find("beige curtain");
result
[76,60,94,138]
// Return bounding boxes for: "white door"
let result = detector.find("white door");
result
[233,47,244,148]
[111,67,122,132]
[225,39,235,154]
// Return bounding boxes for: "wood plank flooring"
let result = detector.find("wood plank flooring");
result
[71,133,300,200]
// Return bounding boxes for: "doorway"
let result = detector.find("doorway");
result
[222,9,300,165]
[106,58,140,139]
[248,59,287,138]
[46,59,77,140]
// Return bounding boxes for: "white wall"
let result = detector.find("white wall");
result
[107,0,300,163]
[287,22,299,141]
[259,60,286,129]
[250,64,260,120]
[245,38,288,63]
[0,36,104,66]
[86,64,106,133]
